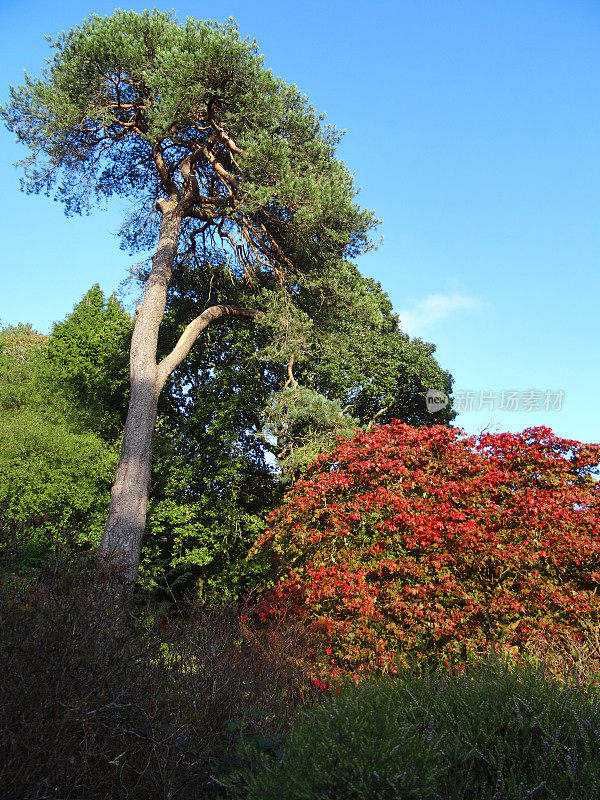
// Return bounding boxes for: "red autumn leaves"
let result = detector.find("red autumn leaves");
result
[250,423,600,676]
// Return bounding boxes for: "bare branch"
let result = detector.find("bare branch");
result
[156,305,264,389]
[366,404,389,431]
[284,353,299,389]
[152,142,178,196]
[178,153,200,208]
[186,204,223,222]
[253,216,295,273]
[241,222,279,273]
[209,117,246,156]
[199,143,240,191]
[110,117,138,129]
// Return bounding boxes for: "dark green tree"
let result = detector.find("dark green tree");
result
[2,10,377,584]
[139,259,453,599]
[162,256,454,483]
[45,284,133,439]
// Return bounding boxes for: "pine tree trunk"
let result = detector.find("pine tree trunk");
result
[100,202,181,584]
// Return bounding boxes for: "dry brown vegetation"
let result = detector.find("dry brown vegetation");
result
[0,537,320,800]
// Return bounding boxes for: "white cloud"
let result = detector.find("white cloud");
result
[398,293,485,336]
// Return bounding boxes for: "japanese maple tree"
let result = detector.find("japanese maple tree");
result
[251,423,600,675]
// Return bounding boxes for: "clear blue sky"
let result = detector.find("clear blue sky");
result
[1,0,599,444]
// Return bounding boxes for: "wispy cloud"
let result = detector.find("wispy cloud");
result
[398,293,485,336]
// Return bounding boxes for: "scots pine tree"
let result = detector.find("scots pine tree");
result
[2,10,377,584]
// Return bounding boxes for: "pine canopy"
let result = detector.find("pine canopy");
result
[3,10,376,277]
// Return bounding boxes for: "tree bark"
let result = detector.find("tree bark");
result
[99,201,264,585]
[100,202,181,584]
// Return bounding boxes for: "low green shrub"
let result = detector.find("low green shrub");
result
[241,658,600,800]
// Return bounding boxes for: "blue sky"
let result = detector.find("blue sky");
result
[1,0,599,444]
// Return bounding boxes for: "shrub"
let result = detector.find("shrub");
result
[0,508,55,584]
[250,423,600,676]
[242,659,600,800]
[0,320,120,553]
[0,411,117,545]
[0,547,318,799]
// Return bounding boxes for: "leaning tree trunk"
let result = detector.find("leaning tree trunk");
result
[99,200,264,586]
[100,202,182,584]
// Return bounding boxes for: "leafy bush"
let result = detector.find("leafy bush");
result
[0,410,117,543]
[0,322,119,555]
[0,508,56,584]
[251,422,600,676]
[242,659,600,800]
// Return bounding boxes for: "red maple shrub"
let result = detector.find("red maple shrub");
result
[249,423,600,677]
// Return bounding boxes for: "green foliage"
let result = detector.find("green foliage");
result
[0,320,118,565]
[141,475,272,599]
[0,322,46,362]
[2,9,375,261]
[163,256,454,466]
[264,386,360,483]
[0,323,49,413]
[0,408,116,542]
[0,297,272,600]
[243,660,600,800]
[146,255,455,598]
[277,260,455,428]
[45,284,133,438]
[0,509,54,585]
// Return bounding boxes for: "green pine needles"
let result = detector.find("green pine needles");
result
[3,9,375,263]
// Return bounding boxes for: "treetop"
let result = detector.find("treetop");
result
[3,9,377,276]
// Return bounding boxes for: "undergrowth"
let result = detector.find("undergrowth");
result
[238,658,600,800]
[3,518,600,799]
[0,529,317,800]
